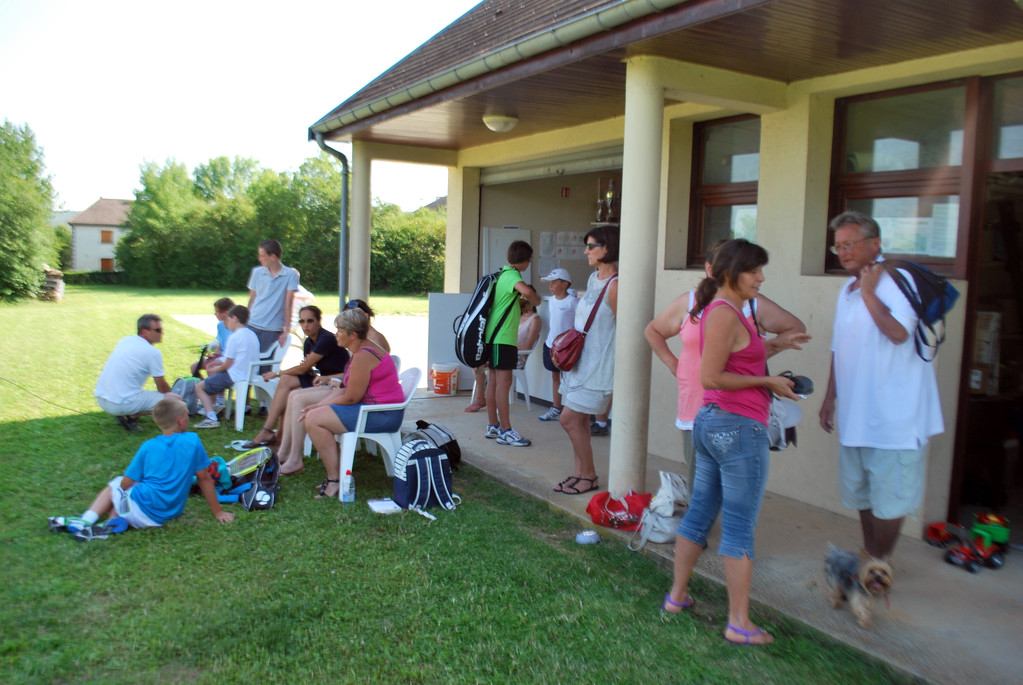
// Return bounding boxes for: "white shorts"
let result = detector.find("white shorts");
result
[561,385,611,416]
[108,477,160,528]
[839,444,927,519]
[97,391,165,417]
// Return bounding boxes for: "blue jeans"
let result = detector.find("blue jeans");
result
[676,404,770,560]
[330,404,404,433]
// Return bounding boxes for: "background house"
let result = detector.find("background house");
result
[310,0,1023,539]
[68,198,132,271]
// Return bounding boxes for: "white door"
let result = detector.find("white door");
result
[483,226,533,283]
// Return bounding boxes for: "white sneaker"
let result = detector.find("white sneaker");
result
[48,515,90,534]
[485,424,501,439]
[497,428,531,447]
[195,417,220,429]
[538,406,562,422]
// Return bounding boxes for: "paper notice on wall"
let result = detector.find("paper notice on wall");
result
[540,231,556,258]
[557,231,586,249]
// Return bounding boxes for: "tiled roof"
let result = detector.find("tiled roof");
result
[318,0,618,123]
[69,198,133,227]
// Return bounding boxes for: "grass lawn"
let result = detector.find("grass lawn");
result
[0,287,919,683]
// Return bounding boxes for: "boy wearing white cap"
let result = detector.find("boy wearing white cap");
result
[538,268,578,421]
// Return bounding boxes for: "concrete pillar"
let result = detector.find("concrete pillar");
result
[607,57,664,496]
[445,166,481,293]
[350,141,372,300]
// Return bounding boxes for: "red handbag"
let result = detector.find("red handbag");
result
[550,275,616,372]
[586,490,653,531]
[549,328,585,371]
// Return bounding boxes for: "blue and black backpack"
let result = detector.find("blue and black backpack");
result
[882,258,960,362]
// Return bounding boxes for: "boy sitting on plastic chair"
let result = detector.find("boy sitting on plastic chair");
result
[48,398,233,541]
[194,305,261,429]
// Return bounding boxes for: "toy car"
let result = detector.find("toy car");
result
[926,522,957,549]
[972,513,1010,552]
[930,521,1006,573]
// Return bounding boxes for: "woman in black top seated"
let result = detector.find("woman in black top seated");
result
[244,305,349,448]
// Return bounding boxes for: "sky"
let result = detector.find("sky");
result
[0,0,481,212]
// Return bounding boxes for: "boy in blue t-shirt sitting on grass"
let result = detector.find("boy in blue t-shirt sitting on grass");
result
[49,398,234,541]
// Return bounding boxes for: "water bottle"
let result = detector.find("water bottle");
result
[341,470,355,504]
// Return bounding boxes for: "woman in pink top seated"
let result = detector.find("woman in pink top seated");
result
[644,240,809,489]
[302,307,405,500]
[660,239,803,646]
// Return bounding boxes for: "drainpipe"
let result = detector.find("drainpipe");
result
[313,132,349,312]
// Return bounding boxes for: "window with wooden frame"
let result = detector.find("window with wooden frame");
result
[829,74,1023,278]
[100,258,114,271]
[101,229,114,244]
[688,115,760,267]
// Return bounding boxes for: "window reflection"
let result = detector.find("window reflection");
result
[702,119,760,185]
[992,76,1023,160]
[845,87,965,172]
[848,196,958,258]
[704,205,757,248]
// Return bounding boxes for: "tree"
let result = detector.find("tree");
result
[39,222,72,271]
[370,201,446,293]
[0,120,54,300]
[116,159,205,286]
[284,153,344,292]
[193,156,260,201]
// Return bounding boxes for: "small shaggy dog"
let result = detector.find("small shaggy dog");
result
[825,545,894,629]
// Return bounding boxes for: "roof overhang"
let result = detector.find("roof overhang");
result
[310,0,1023,152]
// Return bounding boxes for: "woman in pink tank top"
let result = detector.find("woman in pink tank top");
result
[303,308,405,500]
[660,239,805,647]
[645,240,808,489]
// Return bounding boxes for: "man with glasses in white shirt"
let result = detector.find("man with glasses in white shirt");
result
[94,314,176,431]
[819,211,944,562]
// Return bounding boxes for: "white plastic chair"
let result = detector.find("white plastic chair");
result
[330,368,421,497]
[303,353,408,458]
[223,342,289,431]
[510,337,541,411]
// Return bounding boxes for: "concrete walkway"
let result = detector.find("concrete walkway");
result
[405,389,1022,685]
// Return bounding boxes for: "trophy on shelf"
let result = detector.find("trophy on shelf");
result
[604,179,617,223]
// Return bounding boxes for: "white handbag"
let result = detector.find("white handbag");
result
[628,471,689,551]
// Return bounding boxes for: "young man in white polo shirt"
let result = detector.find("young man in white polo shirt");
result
[194,306,260,429]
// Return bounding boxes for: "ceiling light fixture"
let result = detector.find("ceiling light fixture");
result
[482,114,519,133]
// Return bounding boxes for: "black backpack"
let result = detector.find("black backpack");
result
[239,453,280,511]
[393,439,460,511]
[452,270,516,368]
[205,448,280,511]
[408,419,461,470]
[882,258,960,362]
